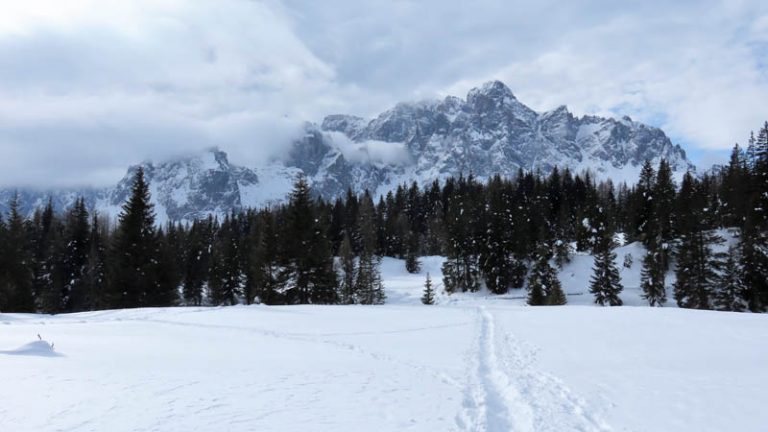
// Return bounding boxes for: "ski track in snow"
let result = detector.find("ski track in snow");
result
[456,306,611,432]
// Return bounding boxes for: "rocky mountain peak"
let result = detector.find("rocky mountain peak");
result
[1,80,695,223]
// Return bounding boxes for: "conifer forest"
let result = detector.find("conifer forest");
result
[1,123,766,315]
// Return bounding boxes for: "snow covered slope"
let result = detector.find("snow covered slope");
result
[0,81,693,222]
[1,261,766,432]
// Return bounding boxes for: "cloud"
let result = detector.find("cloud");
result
[0,0,766,187]
[326,132,412,166]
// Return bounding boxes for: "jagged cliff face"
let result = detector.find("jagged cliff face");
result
[0,81,692,222]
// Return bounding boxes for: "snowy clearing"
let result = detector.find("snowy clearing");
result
[1,255,766,432]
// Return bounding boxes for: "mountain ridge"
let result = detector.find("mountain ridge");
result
[0,80,693,222]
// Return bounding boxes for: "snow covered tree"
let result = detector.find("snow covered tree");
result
[283,177,338,304]
[354,193,383,305]
[527,244,565,306]
[182,217,213,306]
[150,226,182,307]
[589,235,623,306]
[61,198,90,311]
[404,231,421,274]
[633,160,657,246]
[640,238,666,306]
[421,273,435,305]
[338,232,356,304]
[109,167,157,309]
[83,213,108,310]
[674,229,724,310]
[714,246,748,312]
[653,159,676,270]
[0,194,35,312]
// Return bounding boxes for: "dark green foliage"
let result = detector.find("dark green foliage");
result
[640,238,666,307]
[338,232,356,304]
[421,273,435,305]
[3,120,768,315]
[284,178,339,305]
[714,245,748,312]
[589,235,623,306]
[527,244,565,306]
[0,194,35,312]
[674,228,724,310]
[109,168,158,309]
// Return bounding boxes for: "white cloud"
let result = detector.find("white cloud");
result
[0,0,766,187]
[326,132,412,166]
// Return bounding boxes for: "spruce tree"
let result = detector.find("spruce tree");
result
[714,245,748,312]
[653,159,676,270]
[109,167,157,309]
[404,231,421,274]
[61,198,90,312]
[284,177,316,304]
[182,218,212,306]
[2,194,35,312]
[31,200,58,312]
[354,195,384,305]
[589,235,623,306]
[527,244,565,306]
[674,229,724,310]
[634,160,657,245]
[339,232,356,304]
[150,227,181,307]
[83,213,108,310]
[640,238,666,306]
[421,273,435,305]
[673,174,725,310]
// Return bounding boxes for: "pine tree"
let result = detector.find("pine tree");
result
[1,194,35,312]
[109,167,157,309]
[353,193,384,305]
[714,245,748,312]
[217,214,243,306]
[480,175,514,294]
[421,273,435,305]
[527,244,565,306]
[653,159,676,270]
[31,199,57,312]
[182,218,213,306]
[404,231,421,274]
[589,235,623,306]
[284,177,316,304]
[339,232,356,304]
[674,229,724,310]
[83,213,108,310]
[640,238,666,306]
[150,226,181,307]
[61,198,90,312]
[634,160,657,245]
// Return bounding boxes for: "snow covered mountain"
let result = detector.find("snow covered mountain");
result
[0,81,693,222]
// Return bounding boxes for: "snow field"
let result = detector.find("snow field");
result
[1,246,766,431]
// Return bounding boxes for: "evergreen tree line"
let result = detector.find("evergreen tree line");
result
[0,123,766,313]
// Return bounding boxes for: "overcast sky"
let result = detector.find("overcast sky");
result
[0,0,766,188]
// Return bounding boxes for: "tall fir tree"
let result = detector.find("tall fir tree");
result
[589,234,624,306]
[640,237,666,306]
[714,245,748,312]
[83,213,108,310]
[634,160,657,246]
[61,198,90,312]
[1,194,36,312]
[527,244,566,306]
[109,167,157,309]
[338,232,356,304]
[421,273,435,305]
[354,194,384,305]
[653,159,676,270]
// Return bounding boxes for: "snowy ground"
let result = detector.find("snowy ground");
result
[2,247,767,431]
